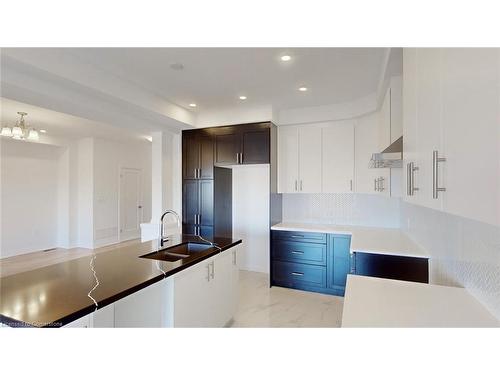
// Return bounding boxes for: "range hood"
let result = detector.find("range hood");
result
[369,136,403,168]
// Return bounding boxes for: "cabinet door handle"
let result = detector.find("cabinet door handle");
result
[350,179,353,192]
[206,263,211,281]
[378,177,384,192]
[406,163,411,196]
[291,250,304,254]
[408,162,419,196]
[290,235,304,238]
[300,180,303,191]
[432,150,446,199]
[210,261,215,279]
[374,178,378,192]
[294,180,298,191]
[232,251,237,265]
[291,272,304,276]
[239,152,243,164]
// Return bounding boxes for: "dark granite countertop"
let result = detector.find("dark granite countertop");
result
[0,235,241,327]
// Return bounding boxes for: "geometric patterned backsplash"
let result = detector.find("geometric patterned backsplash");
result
[282,193,401,228]
[400,201,500,320]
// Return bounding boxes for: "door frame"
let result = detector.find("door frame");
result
[118,166,143,242]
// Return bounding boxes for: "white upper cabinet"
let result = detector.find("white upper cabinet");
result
[322,121,354,193]
[402,48,419,204]
[402,48,500,227]
[278,125,322,193]
[298,127,323,193]
[441,48,499,227]
[415,48,445,211]
[278,126,299,193]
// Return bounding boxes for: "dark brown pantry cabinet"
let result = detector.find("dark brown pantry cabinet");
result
[182,122,273,239]
[214,123,270,166]
[182,134,214,179]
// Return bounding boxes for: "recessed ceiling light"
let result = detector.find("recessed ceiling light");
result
[298,87,308,92]
[170,62,184,71]
[40,129,47,133]
[189,103,197,108]
[239,96,247,100]
[281,55,291,61]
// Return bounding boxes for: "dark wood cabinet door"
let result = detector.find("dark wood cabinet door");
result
[183,136,200,179]
[199,179,214,226]
[182,180,199,225]
[241,129,270,164]
[182,224,197,236]
[215,132,240,165]
[199,135,214,179]
[199,225,214,239]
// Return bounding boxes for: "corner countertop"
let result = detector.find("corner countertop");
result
[341,275,499,327]
[0,235,241,328]
[270,222,428,258]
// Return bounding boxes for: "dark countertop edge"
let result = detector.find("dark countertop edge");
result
[0,239,242,328]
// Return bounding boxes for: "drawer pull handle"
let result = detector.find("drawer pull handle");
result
[291,251,304,254]
[290,235,304,238]
[291,272,304,276]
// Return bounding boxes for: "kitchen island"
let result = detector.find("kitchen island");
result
[0,235,242,328]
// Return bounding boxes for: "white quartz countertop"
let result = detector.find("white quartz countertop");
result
[271,222,428,258]
[341,275,499,327]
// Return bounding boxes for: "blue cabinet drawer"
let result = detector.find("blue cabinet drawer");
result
[272,230,327,244]
[272,261,327,289]
[272,240,327,266]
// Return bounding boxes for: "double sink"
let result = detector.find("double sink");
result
[140,242,214,262]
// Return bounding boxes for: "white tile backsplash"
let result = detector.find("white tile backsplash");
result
[282,193,400,228]
[401,202,500,320]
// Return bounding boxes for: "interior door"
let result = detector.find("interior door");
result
[298,127,322,193]
[120,168,142,241]
[322,122,355,193]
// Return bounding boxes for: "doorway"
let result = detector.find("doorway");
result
[119,168,142,241]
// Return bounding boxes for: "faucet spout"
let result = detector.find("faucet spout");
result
[158,210,181,248]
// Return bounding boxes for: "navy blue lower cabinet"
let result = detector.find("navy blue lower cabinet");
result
[326,234,351,296]
[273,261,327,290]
[271,230,351,297]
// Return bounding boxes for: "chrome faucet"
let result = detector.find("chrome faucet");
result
[158,210,181,248]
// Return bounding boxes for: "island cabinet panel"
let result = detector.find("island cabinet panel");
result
[271,230,350,296]
[173,245,241,327]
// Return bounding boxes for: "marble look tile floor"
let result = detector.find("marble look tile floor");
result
[230,270,344,328]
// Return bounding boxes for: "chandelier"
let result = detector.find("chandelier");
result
[1,112,39,141]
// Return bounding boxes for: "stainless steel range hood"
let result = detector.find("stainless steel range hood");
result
[369,136,403,168]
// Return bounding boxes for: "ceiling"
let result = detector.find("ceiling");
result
[68,48,387,112]
[0,97,149,143]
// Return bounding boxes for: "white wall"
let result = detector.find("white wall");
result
[232,165,270,274]
[401,201,500,320]
[1,139,61,257]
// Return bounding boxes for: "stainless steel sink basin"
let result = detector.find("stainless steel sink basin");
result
[140,242,213,262]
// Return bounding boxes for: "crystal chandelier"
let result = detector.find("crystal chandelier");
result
[1,112,39,141]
